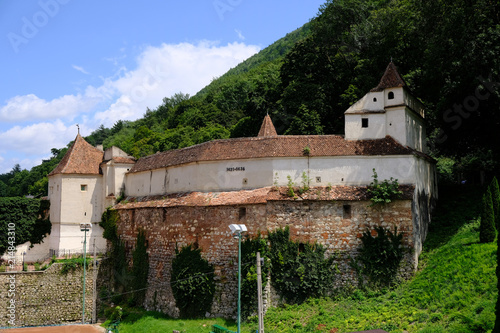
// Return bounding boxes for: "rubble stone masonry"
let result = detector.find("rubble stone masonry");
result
[113,195,416,318]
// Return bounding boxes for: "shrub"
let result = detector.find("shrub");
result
[367,169,402,206]
[357,226,405,287]
[479,187,495,243]
[170,244,215,318]
[268,226,336,304]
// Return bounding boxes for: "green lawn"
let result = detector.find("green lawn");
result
[108,185,496,332]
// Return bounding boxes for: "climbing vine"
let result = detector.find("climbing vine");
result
[131,229,149,306]
[240,233,270,320]
[357,226,405,288]
[268,226,336,304]
[170,244,215,318]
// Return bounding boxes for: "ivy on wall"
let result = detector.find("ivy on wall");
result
[131,229,149,306]
[170,244,215,318]
[240,233,269,320]
[268,226,336,304]
[357,226,405,288]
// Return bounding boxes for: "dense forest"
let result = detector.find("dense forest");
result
[1,0,499,197]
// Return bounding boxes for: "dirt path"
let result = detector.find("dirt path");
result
[0,324,106,333]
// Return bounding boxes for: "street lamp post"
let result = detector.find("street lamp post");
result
[229,224,247,333]
[80,223,92,324]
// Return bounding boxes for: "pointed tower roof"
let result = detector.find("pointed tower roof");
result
[48,134,104,176]
[370,62,406,92]
[257,114,278,137]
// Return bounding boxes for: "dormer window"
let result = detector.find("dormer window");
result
[388,91,395,100]
[362,118,369,128]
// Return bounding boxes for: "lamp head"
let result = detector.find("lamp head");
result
[229,224,247,237]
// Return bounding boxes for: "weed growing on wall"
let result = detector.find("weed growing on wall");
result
[170,244,215,318]
[357,226,405,288]
[268,226,336,304]
[367,168,402,206]
[240,234,269,320]
[286,175,297,198]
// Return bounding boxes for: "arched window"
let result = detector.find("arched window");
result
[388,91,395,100]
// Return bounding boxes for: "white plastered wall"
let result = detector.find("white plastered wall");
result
[48,174,106,252]
[125,155,425,196]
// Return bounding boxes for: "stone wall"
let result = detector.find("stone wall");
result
[113,198,416,318]
[0,263,98,327]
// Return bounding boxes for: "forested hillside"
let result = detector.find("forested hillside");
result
[2,0,499,197]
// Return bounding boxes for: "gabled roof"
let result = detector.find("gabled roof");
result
[128,135,414,174]
[370,62,406,92]
[257,114,278,137]
[48,134,104,176]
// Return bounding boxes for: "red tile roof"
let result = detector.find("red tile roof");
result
[113,185,414,210]
[370,62,406,92]
[128,135,414,174]
[48,134,104,176]
[257,114,278,137]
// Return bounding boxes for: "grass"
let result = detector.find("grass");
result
[110,185,496,332]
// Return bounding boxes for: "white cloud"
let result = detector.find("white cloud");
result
[0,94,99,123]
[0,120,73,156]
[94,41,260,127]
[72,65,90,75]
[0,40,260,170]
[235,29,245,40]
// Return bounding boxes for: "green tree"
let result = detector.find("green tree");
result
[479,187,496,243]
[490,177,500,230]
[0,198,51,255]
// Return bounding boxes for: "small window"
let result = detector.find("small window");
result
[373,97,377,102]
[388,91,395,100]
[343,205,352,219]
[239,207,247,220]
[362,118,369,128]
[81,184,88,192]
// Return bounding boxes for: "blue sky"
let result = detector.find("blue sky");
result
[0,0,326,173]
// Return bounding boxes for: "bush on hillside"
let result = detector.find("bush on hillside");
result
[479,187,495,243]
